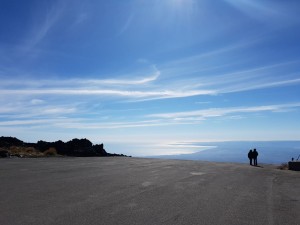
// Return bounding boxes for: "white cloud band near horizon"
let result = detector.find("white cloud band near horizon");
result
[1,102,300,129]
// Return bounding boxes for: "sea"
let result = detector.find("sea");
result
[150,141,300,165]
[106,141,300,165]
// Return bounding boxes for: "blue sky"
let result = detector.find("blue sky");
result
[1,0,300,156]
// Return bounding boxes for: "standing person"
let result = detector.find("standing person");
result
[248,150,253,165]
[253,149,258,166]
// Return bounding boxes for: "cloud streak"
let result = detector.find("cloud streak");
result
[83,70,160,85]
[1,60,300,101]
[148,103,300,120]
[23,1,65,51]
[118,13,134,35]
[224,0,287,23]
[0,89,216,99]
[0,117,197,129]
[0,72,299,102]
[1,102,300,130]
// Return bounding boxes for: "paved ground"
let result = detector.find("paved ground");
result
[0,157,299,225]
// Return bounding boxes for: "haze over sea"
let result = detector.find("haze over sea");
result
[108,141,300,165]
[1,1,300,160]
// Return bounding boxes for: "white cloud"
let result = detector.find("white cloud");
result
[23,1,65,51]
[30,99,45,105]
[118,13,134,35]
[53,118,201,130]
[0,118,73,126]
[84,70,160,85]
[224,0,286,22]
[0,100,79,119]
[148,103,300,120]
[161,60,300,98]
[220,77,300,94]
[0,58,299,104]
[0,74,298,102]
[0,66,160,87]
[0,86,216,100]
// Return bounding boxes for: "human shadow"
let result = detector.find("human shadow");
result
[252,165,263,168]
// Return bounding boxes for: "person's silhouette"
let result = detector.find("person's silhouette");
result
[248,150,253,165]
[253,149,258,166]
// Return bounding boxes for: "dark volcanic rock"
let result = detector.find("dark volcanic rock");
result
[0,150,10,158]
[0,137,24,148]
[289,161,300,171]
[0,136,123,157]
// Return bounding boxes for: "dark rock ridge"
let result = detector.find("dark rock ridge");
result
[0,136,126,157]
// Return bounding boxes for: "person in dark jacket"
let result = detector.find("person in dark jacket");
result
[253,148,258,166]
[248,150,253,165]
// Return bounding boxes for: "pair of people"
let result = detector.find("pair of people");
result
[248,149,258,166]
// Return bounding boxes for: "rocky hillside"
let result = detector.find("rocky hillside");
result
[0,136,126,158]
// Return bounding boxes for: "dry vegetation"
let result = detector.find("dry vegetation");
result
[8,146,59,157]
[43,147,59,156]
[278,163,289,170]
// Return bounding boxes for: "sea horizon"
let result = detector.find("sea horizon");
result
[104,140,300,165]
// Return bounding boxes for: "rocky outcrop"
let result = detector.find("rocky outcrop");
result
[0,137,24,148]
[289,161,300,171]
[0,136,125,157]
[0,150,10,158]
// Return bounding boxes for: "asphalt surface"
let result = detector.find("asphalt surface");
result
[0,157,299,225]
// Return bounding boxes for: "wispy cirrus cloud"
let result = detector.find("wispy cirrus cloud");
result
[0,72,299,102]
[118,13,134,36]
[224,0,288,23]
[30,99,46,105]
[22,1,66,52]
[1,56,300,103]
[0,88,216,99]
[148,103,300,120]
[0,100,79,119]
[0,65,215,100]
[0,118,73,126]
[82,69,160,85]
[0,66,160,87]
[3,102,299,130]
[220,77,300,93]
[0,117,193,129]
[158,59,300,99]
